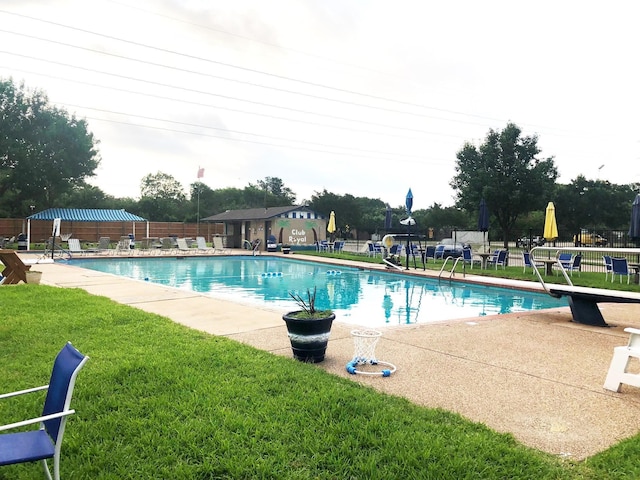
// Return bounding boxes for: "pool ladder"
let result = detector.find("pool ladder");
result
[438,257,465,280]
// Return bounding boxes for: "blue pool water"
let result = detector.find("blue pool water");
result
[68,256,567,328]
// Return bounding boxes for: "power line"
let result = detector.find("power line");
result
[0,48,477,136]
[1,65,466,145]
[84,115,451,167]
[61,102,441,161]
[0,9,508,124]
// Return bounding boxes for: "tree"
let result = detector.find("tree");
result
[450,123,558,246]
[0,78,100,216]
[138,172,187,221]
[248,177,296,207]
[554,177,638,236]
[309,189,386,238]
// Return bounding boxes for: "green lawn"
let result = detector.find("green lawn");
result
[301,250,640,293]
[1,285,639,479]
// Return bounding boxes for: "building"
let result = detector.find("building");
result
[202,206,327,249]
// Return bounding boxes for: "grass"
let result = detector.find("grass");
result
[300,250,640,293]
[0,286,639,478]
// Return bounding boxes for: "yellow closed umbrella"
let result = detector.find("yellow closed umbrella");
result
[543,202,558,241]
[327,211,336,241]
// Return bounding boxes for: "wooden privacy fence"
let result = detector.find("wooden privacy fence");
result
[0,218,223,243]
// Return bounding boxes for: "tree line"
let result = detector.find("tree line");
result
[1,78,638,243]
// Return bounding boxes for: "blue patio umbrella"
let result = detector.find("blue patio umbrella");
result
[629,194,640,241]
[477,198,490,251]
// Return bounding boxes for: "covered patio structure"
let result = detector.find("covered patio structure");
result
[26,208,147,250]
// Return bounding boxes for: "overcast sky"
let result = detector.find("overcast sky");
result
[1,1,638,210]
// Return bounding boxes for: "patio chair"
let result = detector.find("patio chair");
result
[212,236,229,253]
[462,248,480,269]
[176,238,193,254]
[115,236,132,254]
[0,249,31,284]
[603,255,613,281]
[160,237,176,254]
[434,245,445,260]
[612,257,631,284]
[487,249,507,269]
[424,245,436,262]
[522,251,543,273]
[196,236,215,254]
[333,241,344,253]
[97,237,111,254]
[565,254,582,276]
[0,342,89,480]
[557,253,572,268]
[67,239,98,256]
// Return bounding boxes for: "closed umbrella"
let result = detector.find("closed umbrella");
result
[405,188,413,216]
[543,201,558,243]
[629,194,640,263]
[403,189,414,270]
[478,198,489,251]
[327,211,336,242]
[629,194,640,241]
[384,205,392,231]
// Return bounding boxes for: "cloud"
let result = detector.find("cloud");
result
[1,0,639,209]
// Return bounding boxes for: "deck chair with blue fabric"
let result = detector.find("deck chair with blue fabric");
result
[612,257,631,284]
[522,251,543,273]
[0,342,89,480]
[565,254,582,276]
[603,255,613,281]
[487,249,507,269]
[462,248,480,269]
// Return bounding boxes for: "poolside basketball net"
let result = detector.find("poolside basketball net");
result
[346,329,396,377]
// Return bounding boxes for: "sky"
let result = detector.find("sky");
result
[1,0,639,211]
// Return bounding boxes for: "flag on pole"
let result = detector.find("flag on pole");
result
[197,167,204,179]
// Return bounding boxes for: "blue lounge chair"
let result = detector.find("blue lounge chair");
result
[0,342,89,480]
[488,250,507,269]
[462,248,480,269]
[612,257,631,284]
[565,254,582,276]
[522,251,543,273]
[424,245,436,262]
[603,255,613,281]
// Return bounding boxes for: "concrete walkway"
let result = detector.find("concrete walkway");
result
[21,251,640,460]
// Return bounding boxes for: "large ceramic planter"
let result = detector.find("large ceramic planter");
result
[282,311,335,363]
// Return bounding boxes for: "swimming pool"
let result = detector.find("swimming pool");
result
[68,256,567,328]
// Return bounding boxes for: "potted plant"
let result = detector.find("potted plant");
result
[282,287,335,363]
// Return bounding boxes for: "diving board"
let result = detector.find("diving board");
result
[548,285,640,327]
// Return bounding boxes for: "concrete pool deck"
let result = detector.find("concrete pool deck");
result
[19,251,640,460]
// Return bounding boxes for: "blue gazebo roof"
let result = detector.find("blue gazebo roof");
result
[27,208,146,222]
